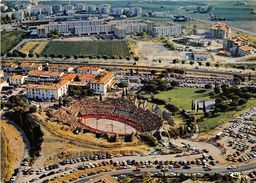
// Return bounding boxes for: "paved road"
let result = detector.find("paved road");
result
[76,161,256,183]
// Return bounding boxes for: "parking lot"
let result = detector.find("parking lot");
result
[216,107,256,163]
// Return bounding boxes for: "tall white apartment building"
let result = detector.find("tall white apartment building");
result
[97,4,111,14]
[64,4,75,11]
[77,3,86,11]
[52,4,63,13]
[130,7,142,16]
[112,8,124,16]
[86,4,96,13]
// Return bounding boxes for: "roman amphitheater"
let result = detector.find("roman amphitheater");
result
[49,97,164,135]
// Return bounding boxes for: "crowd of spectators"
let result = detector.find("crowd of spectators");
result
[51,97,163,132]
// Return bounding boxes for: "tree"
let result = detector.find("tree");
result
[189,61,194,65]
[74,55,78,59]
[63,97,72,106]
[203,101,207,114]
[28,53,34,58]
[151,70,157,75]
[170,80,179,87]
[214,87,221,94]
[206,62,211,67]
[205,84,212,90]
[65,55,70,59]
[130,69,133,75]
[198,62,203,66]
[29,105,37,113]
[182,60,186,64]
[50,54,55,58]
[134,56,139,61]
[117,81,128,88]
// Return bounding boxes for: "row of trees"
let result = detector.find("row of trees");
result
[172,59,214,67]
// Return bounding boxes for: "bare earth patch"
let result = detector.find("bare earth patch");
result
[0,120,24,181]
[135,41,182,61]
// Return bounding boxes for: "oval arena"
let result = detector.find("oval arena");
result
[51,98,163,135]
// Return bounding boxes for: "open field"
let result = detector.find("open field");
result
[20,41,48,55]
[153,88,213,111]
[0,121,24,182]
[1,30,27,53]
[42,40,130,58]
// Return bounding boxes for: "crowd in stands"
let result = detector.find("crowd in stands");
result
[50,97,163,132]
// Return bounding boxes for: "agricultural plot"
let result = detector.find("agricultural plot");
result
[20,41,48,55]
[41,40,130,58]
[1,30,27,53]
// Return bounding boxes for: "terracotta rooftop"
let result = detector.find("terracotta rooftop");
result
[28,70,63,77]
[48,64,73,69]
[95,72,114,84]
[77,66,100,71]
[20,62,42,68]
[24,80,69,90]
[10,75,26,79]
[239,45,252,52]
[210,22,230,32]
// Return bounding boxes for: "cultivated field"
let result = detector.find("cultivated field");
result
[20,41,48,55]
[1,30,26,53]
[42,40,130,58]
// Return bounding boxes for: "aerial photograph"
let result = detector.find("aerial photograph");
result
[0,0,255,182]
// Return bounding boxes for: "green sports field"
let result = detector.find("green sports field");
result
[153,87,213,111]
[42,40,130,58]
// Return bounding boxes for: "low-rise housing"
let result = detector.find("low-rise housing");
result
[28,70,64,79]
[48,64,74,73]
[238,45,254,56]
[77,66,101,75]
[9,75,27,85]
[0,80,9,91]
[24,80,70,100]
[2,63,18,72]
[192,51,211,61]
[223,36,254,56]
[20,62,43,72]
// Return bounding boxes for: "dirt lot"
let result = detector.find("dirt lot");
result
[135,41,183,61]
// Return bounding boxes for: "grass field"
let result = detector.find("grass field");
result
[1,30,26,53]
[153,88,213,110]
[42,40,130,58]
